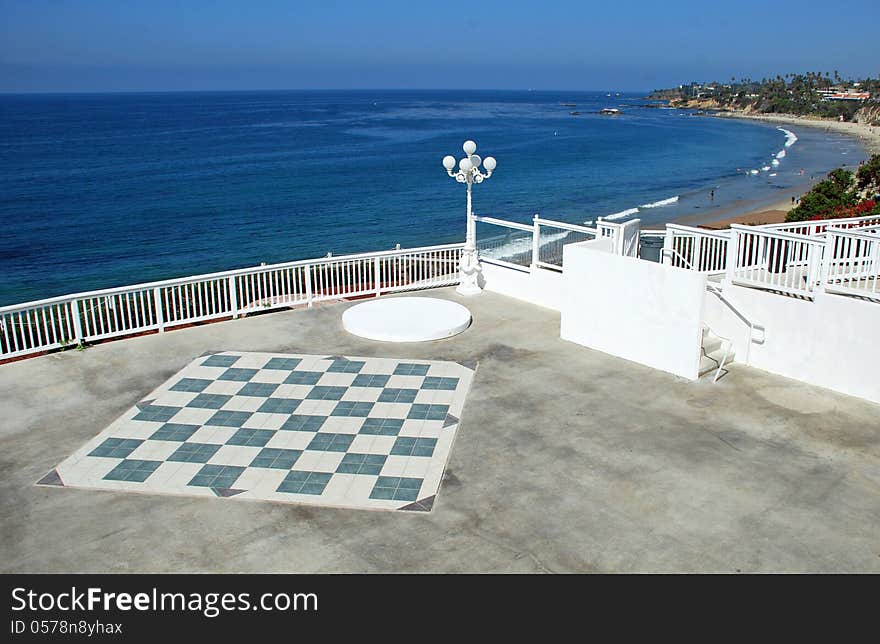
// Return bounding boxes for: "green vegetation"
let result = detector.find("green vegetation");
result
[649,72,879,121]
[785,154,880,222]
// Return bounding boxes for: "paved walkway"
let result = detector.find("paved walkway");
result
[2,288,879,572]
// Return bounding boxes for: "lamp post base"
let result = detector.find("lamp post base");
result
[455,281,483,297]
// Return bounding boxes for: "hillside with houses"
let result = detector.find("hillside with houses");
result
[649,72,880,123]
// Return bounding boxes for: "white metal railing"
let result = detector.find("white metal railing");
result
[532,217,598,270]
[475,214,623,272]
[662,224,730,273]
[763,213,880,237]
[474,216,534,270]
[822,226,880,300]
[0,243,464,360]
[726,224,825,298]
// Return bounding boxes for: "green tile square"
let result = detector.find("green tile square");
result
[89,437,143,458]
[280,415,327,432]
[359,418,403,436]
[187,464,245,489]
[351,374,391,388]
[368,486,396,500]
[393,487,419,502]
[250,447,302,469]
[327,360,365,373]
[132,405,180,422]
[206,410,252,427]
[187,393,232,409]
[378,388,418,403]
[284,371,323,385]
[421,376,460,391]
[337,452,386,475]
[103,459,161,483]
[276,470,332,495]
[170,378,213,393]
[263,357,303,370]
[306,432,354,452]
[202,355,239,367]
[218,367,258,382]
[150,423,199,442]
[238,382,280,397]
[167,442,221,463]
[257,397,302,414]
[307,386,347,400]
[331,401,374,417]
[393,363,430,376]
[227,428,275,447]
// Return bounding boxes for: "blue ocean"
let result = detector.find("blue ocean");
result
[0,90,864,305]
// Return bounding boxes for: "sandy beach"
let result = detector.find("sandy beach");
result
[715,111,880,154]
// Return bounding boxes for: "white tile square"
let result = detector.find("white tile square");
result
[414,390,437,405]
[322,416,364,435]
[112,422,164,440]
[171,407,217,425]
[385,375,424,389]
[209,444,262,467]
[290,450,328,472]
[265,431,314,450]
[274,384,313,399]
[348,434,376,454]
[379,455,410,477]
[221,396,265,412]
[188,425,237,444]
[250,369,289,384]
[128,440,181,461]
[317,451,346,471]
[317,372,356,387]
[243,412,289,430]
[202,380,244,395]
[398,419,427,437]
[401,456,432,479]
[321,472,355,502]
[231,354,270,369]
[368,402,410,419]
[153,390,198,408]
[296,399,337,416]
[342,387,382,402]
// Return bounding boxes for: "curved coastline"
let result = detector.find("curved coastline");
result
[638,112,875,229]
[713,111,880,155]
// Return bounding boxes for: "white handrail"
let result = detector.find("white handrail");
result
[533,216,598,235]
[473,215,533,232]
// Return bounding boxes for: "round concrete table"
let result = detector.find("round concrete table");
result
[342,297,472,342]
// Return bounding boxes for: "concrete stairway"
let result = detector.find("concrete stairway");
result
[699,326,734,380]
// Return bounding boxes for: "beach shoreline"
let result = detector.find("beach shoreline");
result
[643,110,878,230]
[713,110,880,155]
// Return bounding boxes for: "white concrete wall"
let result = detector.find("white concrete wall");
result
[560,242,707,380]
[705,282,880,404]
[479,262,563,311]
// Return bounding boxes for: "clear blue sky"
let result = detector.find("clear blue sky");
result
[2,0,878,93]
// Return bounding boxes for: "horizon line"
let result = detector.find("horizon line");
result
[0,87,652,97]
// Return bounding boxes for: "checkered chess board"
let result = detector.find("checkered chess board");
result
[40,352,475,512]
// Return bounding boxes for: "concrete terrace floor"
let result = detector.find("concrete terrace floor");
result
[2,287,880,573]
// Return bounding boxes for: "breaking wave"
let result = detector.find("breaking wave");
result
[640,195,679,208]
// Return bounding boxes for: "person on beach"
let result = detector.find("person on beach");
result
[710,189,715,201]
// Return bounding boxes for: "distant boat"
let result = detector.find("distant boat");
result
[569,111,581,116]
[560,103,577,107]
[600,108,620,115]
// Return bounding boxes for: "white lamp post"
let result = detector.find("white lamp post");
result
[442,139,496,296]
